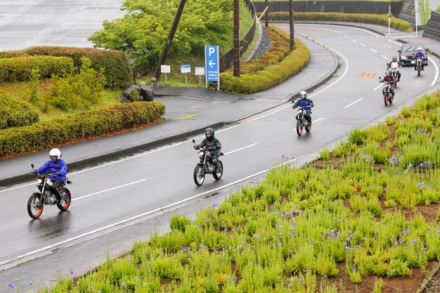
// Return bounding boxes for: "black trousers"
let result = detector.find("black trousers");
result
[50,180,64,200]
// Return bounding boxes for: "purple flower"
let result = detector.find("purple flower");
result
[183,246,188,252]
[389,157,399,165]
[8,283,14,289]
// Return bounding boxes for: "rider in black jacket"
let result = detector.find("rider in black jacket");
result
[196,128,222,170]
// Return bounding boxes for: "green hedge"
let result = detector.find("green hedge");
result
[0,47,133,89]
[0,56,73,82]
[0,91,39,130]
[0,101,165,157]
[264,12,413,32]
[219,26,310,94]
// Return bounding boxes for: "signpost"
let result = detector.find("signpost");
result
[180,64,191,84]
[195,66,205,85]
[205,45,219,90]
[161,64,171,81]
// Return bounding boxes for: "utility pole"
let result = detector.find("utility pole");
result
[265,0,269,28]
[233,0,240,77]
[289,0,295,50]
[154,0,187,80]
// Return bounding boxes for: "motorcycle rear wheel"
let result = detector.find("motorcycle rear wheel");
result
[57,188,71,211]
[193,164,205,186]
[27,192,44,219]
[213,161,223,180]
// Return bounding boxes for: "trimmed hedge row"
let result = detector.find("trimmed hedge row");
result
[0,91,39,130]
[0,47,133,89]
[0,56,73,83]
[219,26,310,94]
[264,12,413,32]
[0,101,165,157]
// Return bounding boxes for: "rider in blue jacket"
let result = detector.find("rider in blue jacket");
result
[292,90,314,125]
[413,48,427,70]
[36,148,68,202]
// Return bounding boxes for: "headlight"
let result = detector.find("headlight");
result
[37,179,43,184]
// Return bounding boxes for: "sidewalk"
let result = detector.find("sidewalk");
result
[0,23,439,187]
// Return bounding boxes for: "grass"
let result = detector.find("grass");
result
[23,90,440,292]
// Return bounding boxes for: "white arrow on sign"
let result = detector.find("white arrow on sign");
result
[209,60,216,68]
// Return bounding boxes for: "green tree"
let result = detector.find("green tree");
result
[88,0,235,69]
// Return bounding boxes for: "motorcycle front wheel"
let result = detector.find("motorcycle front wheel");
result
[417,65,421,76]
[27,192,44,219]
[57,188,72,211]
[213,161,223,180]
[193,164,205,186]
[296,120,303,136]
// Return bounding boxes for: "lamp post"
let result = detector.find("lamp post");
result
[387,4,392,36]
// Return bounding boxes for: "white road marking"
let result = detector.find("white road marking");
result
[225,143,257,155]
[73,179,147,201]
[344,98,363,108]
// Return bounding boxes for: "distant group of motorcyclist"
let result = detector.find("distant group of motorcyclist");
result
[379,47,427,99]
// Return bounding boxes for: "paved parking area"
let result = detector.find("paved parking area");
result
[0,0,124,51]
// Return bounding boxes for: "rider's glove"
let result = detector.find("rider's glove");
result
[193,145,199,150]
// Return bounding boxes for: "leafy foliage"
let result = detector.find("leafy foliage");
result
[88,0,235,70]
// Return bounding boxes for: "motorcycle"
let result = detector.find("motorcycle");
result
[388,68,399,87]
[381,82,394,106]
[295,107,312,136]
[27,164,72,219]
[192,139,224,186]
[414,57,424,76]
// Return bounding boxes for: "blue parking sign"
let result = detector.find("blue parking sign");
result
[205,45,219,83]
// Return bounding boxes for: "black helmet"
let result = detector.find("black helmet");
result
[205,127,215,139]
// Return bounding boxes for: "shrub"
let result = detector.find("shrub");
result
[0,91,39,129]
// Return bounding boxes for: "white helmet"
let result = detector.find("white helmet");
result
[49,148,62,160]
[300,90,307,99]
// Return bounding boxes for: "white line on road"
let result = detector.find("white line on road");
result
[344,98,363,108]
[370,48,377,53]
[73,179,147,201]
[373,83,383,91]
[225,143,257,155]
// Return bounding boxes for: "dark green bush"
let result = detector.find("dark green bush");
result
[0,56,73,82]
[265,12,413,32]
[0,47,132,89]
[0,91,39,130]
[219,26,310,94]
[0,101,165,157]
